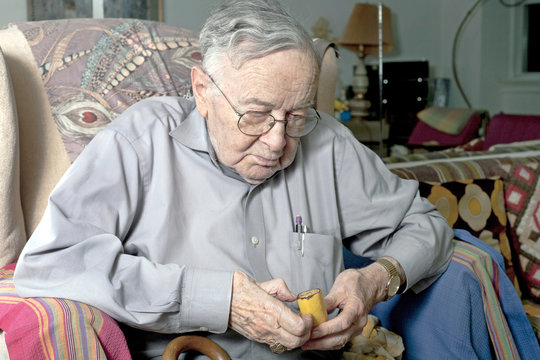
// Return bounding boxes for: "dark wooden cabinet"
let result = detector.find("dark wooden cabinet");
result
[365,60,429,146]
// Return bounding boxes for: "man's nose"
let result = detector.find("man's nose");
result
[260,120,287,151]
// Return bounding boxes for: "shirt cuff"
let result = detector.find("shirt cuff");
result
[180,268,234,333]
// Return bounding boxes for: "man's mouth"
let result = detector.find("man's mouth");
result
[255,155,280,167]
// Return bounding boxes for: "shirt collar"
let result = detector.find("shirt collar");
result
[169,102,222,170]
[169,104,211,154]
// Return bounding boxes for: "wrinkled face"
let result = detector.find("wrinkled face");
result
[192,49,318,184]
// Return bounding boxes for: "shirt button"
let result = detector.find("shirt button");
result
[251,236,259,245]
[199,327,209,331]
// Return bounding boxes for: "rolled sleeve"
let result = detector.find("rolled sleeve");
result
[336,130,454,292]
[180,268,234,333]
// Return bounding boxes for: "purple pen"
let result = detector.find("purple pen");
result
[295,215,302,233]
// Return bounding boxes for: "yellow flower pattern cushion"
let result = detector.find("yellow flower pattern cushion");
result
[419,178,521,295]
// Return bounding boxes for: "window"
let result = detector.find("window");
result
[511,0,540,79]
[524,3,540,72]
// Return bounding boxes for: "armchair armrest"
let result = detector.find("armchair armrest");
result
[0,46,26,268]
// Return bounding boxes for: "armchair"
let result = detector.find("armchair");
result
[0,18,338,359]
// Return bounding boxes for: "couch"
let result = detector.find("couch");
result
[337,119,539,358]
[384,129,540,338]
[1,17,539,360]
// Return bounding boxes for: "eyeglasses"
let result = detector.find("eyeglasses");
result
[206,73,319,138]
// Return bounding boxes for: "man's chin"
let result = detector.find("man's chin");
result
[241,166,278,184]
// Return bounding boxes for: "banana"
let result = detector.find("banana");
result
[296,288,328,327]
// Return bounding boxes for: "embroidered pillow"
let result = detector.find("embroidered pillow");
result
[503,163,540,302]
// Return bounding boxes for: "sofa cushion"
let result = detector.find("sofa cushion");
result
[503,163,540,302]
[418,178,520,294]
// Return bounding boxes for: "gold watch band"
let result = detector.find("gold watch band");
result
[376,258,398,277]
[375,258,400,301]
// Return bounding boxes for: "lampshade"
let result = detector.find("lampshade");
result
[339,3,393,56]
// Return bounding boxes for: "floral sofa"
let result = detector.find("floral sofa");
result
[336,128,540,358]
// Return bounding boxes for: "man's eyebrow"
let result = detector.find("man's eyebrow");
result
[292,101,316,110]
[241,97,275,108]
[241,97,315,110]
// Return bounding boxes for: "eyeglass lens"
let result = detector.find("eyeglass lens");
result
[238,109,319,137]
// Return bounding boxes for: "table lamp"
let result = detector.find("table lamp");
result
[339,3,393,119]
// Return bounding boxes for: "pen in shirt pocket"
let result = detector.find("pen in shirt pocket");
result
[295,215,307,256]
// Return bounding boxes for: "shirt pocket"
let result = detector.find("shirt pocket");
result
[288,231,343,296]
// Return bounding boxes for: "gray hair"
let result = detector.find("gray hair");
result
[200,0,317,79]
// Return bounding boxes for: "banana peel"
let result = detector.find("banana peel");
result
[346,314,404,360]
[295,291,404,359]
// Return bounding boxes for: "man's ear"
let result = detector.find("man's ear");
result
[191,65,209,118]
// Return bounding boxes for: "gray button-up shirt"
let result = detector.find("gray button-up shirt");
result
[15,97,453,359]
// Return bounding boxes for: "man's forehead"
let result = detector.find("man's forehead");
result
[240,96,315,110]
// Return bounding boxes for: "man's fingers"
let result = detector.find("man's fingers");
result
[323,292,339,313]
[310,305,360,339]
[302,327,352,351]
[231,273,314,348]
[271,300,312,337]
[271,313,313,349]
[258,278,297,302]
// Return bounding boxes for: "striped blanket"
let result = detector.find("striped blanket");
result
[0,264,131,360]
[452,238,520,359]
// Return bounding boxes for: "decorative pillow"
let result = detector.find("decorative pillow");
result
[503,163,540,302]
[483,113,540,150]
[417,106,477,135]
[408,111,482,147]
[418,178,521,295]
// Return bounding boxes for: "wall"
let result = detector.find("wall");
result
[0,0,26,27]
[1,0,539,116]
[480,1,511,115]
[163,0,445,105]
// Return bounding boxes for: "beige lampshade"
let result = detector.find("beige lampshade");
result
[339,3,393,56]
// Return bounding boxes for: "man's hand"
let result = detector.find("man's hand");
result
[302,258,403,350]
[229,270,313,350]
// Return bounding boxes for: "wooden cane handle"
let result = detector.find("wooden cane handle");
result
[162,335,231,360]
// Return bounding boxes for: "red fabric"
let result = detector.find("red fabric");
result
[408,112,482,147]
[483,114,540,150]
[2,263,15,271]
[0,263,132,360]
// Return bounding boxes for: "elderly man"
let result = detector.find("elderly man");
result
[14,0,454,358]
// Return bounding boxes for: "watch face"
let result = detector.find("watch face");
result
[388,275,401,297]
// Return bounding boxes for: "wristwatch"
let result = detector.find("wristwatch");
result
[376,258,401,301]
